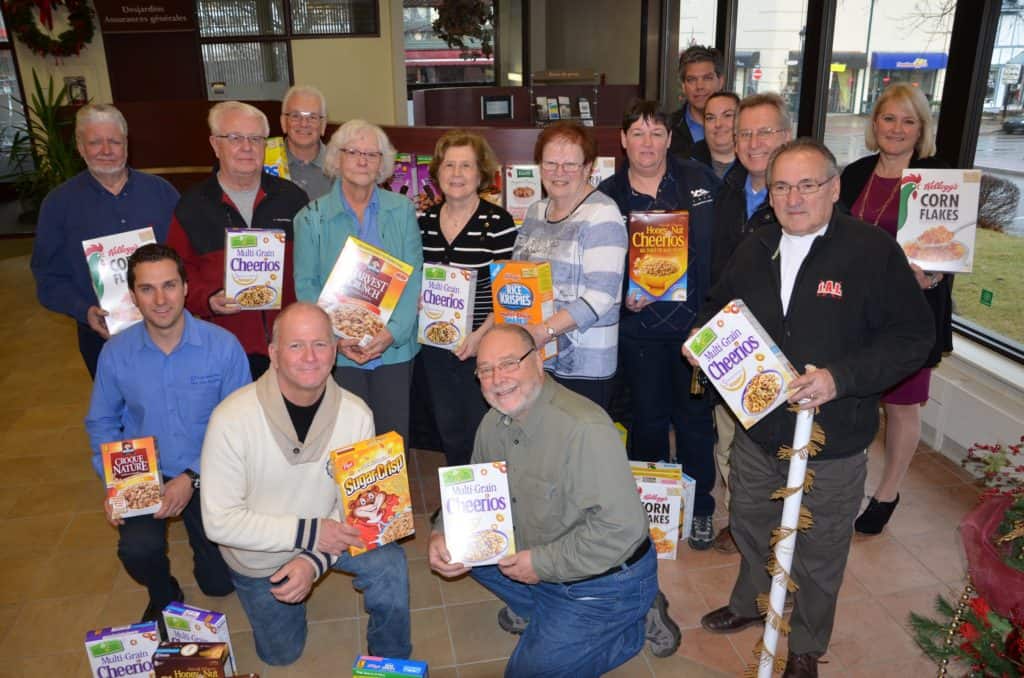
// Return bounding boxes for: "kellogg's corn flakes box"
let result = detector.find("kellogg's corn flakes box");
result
[224,229,286,310]
[317,237,414,348]
[162,602,237,675]
[684,300,800,429]
[332,432,415,556]
[102,436,162,519]
[490,260,557,359]
[263,136,290,179]
[629,461,695,559]
[85,622,161,678]
[83,227,157,335]
[418,264,476,350]
[897,168,981,273]
[627,211,689,303]
[438,462,516,567]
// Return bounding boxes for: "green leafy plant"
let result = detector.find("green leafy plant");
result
[432,0,494,58]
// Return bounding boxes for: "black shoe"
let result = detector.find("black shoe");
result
[700,605,764,633]
[854,494,900,535]
[141,578,184,639]
[781,651,821,677]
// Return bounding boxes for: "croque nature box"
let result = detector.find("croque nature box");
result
[101,436,163,519]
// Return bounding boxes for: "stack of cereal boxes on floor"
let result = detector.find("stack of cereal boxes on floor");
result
[490,261,557,359]
[438,462,515,566]
[152,641,230,677]
[629,461,695,559]
[163,602,237,674]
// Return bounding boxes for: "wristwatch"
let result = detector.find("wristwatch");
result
[545,324,556,339]
[183,468,200,490]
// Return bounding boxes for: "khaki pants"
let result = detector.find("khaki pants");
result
[713,405,736,510]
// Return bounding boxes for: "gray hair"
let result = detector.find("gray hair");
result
[208,101,270,136]
[75,104,127,141]
[766,138,839,185]
[864,82,937,158]
[324,119,397,184]
[282,85,327,117]
[270,301,334,346]
[736,92,793,135]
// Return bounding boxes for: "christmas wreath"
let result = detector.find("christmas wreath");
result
[8,1,95,59]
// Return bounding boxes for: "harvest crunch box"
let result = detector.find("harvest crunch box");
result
[627,211,689,303]
[417,264,477,350]
[224,229,286,310]
[438,462,516,567]
[83,226,157,335]
[490,260,557,360]
[102,436,162,519]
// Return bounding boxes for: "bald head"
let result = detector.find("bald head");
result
[271,302,332,346]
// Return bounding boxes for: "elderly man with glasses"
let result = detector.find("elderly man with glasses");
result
[168,101,310,379]
[280,85,332,200]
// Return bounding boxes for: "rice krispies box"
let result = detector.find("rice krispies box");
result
[83,227,157,335]
[317,236,413,348]
[438,462,516,567]
[684,300,800,429]
[353,655,429,677]
[102,436,162,519]
[418,264,477,349]
[490,260,557,360]
[85,622,160,678]
[629,461,695,559]
[224,229,286,311]
[627,211,689,303]
[332,431,415,556]
[152,641,230,677]
[504,165,542,224]
[162,602,237,675]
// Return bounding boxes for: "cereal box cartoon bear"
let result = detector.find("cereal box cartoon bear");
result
[348,486,400,547]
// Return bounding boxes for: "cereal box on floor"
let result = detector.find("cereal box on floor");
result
[82,226,157,335]
[223,229,286,310]
[353,655,429,677]
[162,602,237,675]
[317,236,414,347]
[152,641,230,677]
[332,431,415,556]
[490,260,557,359]
[629,461,695,558]
[627,211,689,303]
[684,300,800,429]
[85,622,160,678]
[101,436,162,519]
[438,462,516,566]
[418,264,477,350]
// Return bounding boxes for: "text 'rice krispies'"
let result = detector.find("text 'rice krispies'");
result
[490,260,557,359]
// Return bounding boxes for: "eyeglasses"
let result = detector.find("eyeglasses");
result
[541,161,583,174]
[769,177,835,197]
[474,348,535,380]
[284,111,325,123]
[214,133,267,146]
[736,127,786,143]
[342,147,384,161]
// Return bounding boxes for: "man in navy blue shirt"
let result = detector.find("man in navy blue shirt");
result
[31,104,180,378]
[86,244,250,626]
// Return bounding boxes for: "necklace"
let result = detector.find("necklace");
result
[545,186,594,223]
[857,171,899,226]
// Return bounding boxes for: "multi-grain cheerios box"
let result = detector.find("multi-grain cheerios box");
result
[627,211,689,303]
[85,621,160,678]
[490,260,557,359]
[353,655,429,677]
[263,136,290,179]
[152,641,230,677]
[332,431,415,556]
[102,436,162,519]
[418,265,477,350]
[317,236,413,347]
[162,602,237,675]
[438,462,516,567]
[629,461,695,559]
[83,227,157,335]
[224,229,286,311]
[504,165,541,224]
[684,299,800,429]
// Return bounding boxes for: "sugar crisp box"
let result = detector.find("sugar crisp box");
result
[418,264,477,350]
[84,621,160,678]
[438,462,516,567]
[224,229,286,310]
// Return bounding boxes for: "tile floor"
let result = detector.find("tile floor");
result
[0,249,980,677]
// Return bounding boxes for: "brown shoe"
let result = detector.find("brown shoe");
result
[700,606,763,633]
[712,526,738,553]
[781,651,820,678]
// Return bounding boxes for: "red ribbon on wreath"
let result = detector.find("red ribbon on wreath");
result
[36,0,59,31]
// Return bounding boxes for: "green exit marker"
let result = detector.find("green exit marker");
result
[980,289,994,307]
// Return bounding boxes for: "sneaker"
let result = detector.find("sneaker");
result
[689,515,714,550]
[646,591,681,657]
[497,606,528,635]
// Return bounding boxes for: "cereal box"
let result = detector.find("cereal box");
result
[85,622,160,678]
[684,300,800,429]
[317,236,414,348]
[627,211,689,303]
[332,431,415,556]
[438,462,516,567]
[83,227,158,335]
[413,154,442,214]
[152,642,230,678]
[385,153,416,206]
[353,655,429,677]
[897,168,981,273]
[629,461,695,559]
[587,156,616,188]
[102,436,162,519]
[490,260,557,359]
[162,603,237,675]
[504,165,542,224]
[223,229,286,310]
[418,264,477,350]
[263,136,290,180]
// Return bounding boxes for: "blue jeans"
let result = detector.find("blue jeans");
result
[230,543,411,666]
[470,546,658,677]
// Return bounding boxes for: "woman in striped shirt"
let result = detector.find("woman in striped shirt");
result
[419,130,518,466]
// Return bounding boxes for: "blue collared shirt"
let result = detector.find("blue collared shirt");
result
[685,104,705,143]
[85,311,251,479]
[744,174,768,220]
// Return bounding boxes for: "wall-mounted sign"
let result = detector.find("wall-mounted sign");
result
[93,0,196,33]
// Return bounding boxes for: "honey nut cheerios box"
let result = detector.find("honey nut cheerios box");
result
[331,431,415,557]
[162,602,237,675]
[418,264,477,350]
[102,436,163,519]
[490,260,557,360]
[85,622,160,678]
[83,226,157,336]
[684,299,800,430]
[438,462,516,567]
[152,641,230,677]
[317,236,414,348]
[629,461,695,560]
[627,211,689,303]
[224,229,286,311]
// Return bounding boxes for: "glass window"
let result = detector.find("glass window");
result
[291,0,378,36]
[673,1,717,111]
[197,0,286,37]
[733,0,806,129]
[0,13,29,178]
[403,0,495,88]
[201,42,290,101]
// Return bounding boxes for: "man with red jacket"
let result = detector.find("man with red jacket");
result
[168,101,310,378]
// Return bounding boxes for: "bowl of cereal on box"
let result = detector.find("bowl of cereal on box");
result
[464,529,510,563]
[424,320,461,347]
[235,284,278,308]
[635,255,682,294]
[741,369,783,416]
